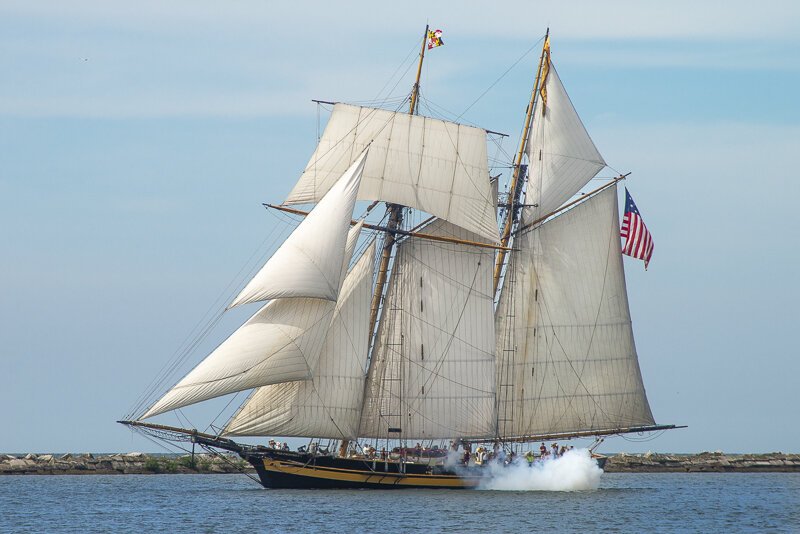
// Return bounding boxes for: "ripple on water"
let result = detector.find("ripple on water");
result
[0,473,798,533]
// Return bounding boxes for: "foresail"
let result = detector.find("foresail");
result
[495,185,654,438]
[341,220,364,288]
[142,297,335,419]
[359,220,496,440]
[223,241,376,438]
[229,150,367,308]
[286,104,499,243]
[525,64,605,220]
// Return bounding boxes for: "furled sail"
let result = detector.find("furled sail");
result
[229,150,368,308]
[494,185,654,438]
[141,161,367,419]
[286,104,499,243]
[359,220,496,440]
[525,64,605,220]
[223,240,376,438]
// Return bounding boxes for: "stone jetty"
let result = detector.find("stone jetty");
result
[0,452,252,475]
[2,451,799,475]
[604,451,800,472]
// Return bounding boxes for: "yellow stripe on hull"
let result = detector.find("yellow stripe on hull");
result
[262,459,482,488]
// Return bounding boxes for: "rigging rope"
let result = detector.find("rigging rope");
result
[125,210,295,420]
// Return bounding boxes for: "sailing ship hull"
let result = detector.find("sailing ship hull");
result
[241,450,607,490]
[242,450,482,489]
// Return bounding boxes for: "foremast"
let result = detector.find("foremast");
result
[367,24,429,342]
[349,25,429,457]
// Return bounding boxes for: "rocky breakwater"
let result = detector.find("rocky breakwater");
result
[0,452,253,475]
[605,451,800,472]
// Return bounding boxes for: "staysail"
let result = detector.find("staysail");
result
[286,104,499,243]
[223,240,376,438]
[525,63,605,221]
[229,150,367,308]
[495,185,655,438]
[359,220,497,440]
[141,156,367,419]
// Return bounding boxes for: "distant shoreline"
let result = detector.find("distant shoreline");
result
[604,452,800,473]
[2,451,799,475]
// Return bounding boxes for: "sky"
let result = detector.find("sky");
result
[2,0,799,454]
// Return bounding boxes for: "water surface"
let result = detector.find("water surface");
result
[1,473,798,532]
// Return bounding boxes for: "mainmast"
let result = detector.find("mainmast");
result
[367,24,429,343]
[492,29,550,295]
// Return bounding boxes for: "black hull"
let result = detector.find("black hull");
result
[241,450,608,490]
[242,450,481,489]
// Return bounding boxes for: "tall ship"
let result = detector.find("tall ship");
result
[121,28,679,489]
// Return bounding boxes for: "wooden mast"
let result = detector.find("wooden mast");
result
[491,28,550,295]
[341,25,430,458]
[367,24,429,343]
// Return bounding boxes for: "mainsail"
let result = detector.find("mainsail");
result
[359,220,497,440]
[524,64,605,221]
[141,155,367,419]
[285,103,499,243]
[223,240,375,438]
[495,185,655,438]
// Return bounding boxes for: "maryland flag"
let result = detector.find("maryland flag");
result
[427,29,444,50]
[539,36,551,115]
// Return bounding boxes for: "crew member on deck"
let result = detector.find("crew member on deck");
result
[540,443,548,458]
[552,443,559,457]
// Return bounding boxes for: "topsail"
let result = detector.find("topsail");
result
[286,104,499,243]
[525,64,605,221]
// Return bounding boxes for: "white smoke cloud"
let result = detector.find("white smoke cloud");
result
[478,448,603,491]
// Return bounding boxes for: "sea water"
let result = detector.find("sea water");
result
[1,472,798,533]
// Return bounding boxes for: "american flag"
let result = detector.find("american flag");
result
[620,188,654,269]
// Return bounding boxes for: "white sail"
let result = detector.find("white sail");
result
[142,297,336,419]
[525,64,605,220]
[495,185,654,438]
[286,104,499,243]
[359,220,496,440]
[340,220,364,289]
[141,163,368,419]
[223,241,375,438]
[229,150,367,308]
